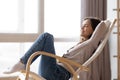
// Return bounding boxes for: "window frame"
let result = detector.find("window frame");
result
[0,0,79,43]
[0,0,44,42]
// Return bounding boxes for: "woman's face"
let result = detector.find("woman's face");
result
[80,19,94,38]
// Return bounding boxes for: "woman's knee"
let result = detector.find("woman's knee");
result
[36,32,54,41]
[42,32,53,38]
[44,32,53,37]
[42,32,54,40]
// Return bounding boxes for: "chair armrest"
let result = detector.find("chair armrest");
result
[25,51,88,80]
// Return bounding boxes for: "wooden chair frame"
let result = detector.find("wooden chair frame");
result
[24,19,116,80]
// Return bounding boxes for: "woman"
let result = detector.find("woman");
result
[4,17,101,80]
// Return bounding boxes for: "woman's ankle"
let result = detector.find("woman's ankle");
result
[3,61,25,74]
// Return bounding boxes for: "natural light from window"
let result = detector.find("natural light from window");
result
[45,0,80,38]
[0,0,38,33]
[0,0,81,73]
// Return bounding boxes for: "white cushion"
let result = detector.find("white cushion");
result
[104,20,111,27]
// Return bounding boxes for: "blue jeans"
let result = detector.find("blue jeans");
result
[20,32,71,80]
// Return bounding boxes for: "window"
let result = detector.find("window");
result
[0,0,40,73]
[0,0,38,33]
[44,0,81,55]
[0,0,81,73]
[45,0,80,38]
[0,0,19,33]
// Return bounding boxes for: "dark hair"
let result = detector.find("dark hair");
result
[84,17,101,30]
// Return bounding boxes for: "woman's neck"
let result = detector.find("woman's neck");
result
[80,36,89,43]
